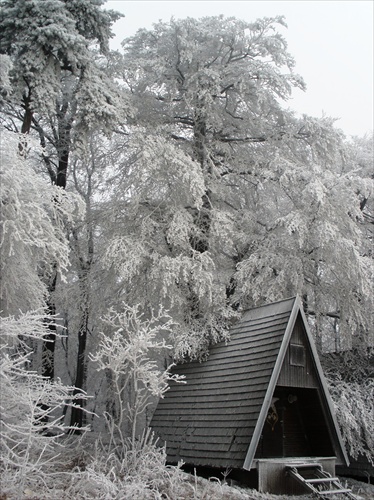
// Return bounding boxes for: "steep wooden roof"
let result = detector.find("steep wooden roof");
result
[150,296,348,470]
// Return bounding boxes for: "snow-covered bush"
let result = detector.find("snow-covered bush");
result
[328,374,374,465]
[64,429,188,500]
[90,304,185,451]
[0,311,90,499]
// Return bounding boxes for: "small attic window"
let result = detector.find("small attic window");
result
[290,344,305,367]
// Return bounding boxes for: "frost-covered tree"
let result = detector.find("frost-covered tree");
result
[102,16,307,356]
[104,15,373,357]
[346,134,374,261]
[59,132,125,429]
[324,352,374,466]
[120,15,306,249]
[100,129,236,359]
[0,128,74,316]
[234,121,373,351]
[0,127,90,496]
[0,0,124,148]
[0,1,129,419]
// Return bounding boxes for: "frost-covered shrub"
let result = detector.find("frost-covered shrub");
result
[328,375,374,465]
[0,311,89,499]
[90,304,185,450]
[66,433,281,499]
[57,426,189,500]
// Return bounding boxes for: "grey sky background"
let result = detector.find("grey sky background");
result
[106,1,373,138]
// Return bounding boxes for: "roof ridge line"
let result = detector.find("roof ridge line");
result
[239,295,297,314]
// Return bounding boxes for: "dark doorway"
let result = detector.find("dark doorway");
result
[255,387,334,459]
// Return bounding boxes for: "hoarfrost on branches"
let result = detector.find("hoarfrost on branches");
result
[0,128,82,315]
[328,375,374,465]
[90,304,185,450]
[0,311,90,498]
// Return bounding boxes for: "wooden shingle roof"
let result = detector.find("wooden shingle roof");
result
[150,296,348,470]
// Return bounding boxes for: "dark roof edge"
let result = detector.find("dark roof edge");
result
[298,301,350,467]
[243,296,298,470]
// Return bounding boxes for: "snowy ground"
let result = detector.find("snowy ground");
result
[180,474,374,500]
[2,471,372,499]
[1,433,373,500]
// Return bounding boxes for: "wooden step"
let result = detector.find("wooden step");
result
[319,488,352,495]
[306,477,340,483]
[286,464,355,498]
[287,462,322,468]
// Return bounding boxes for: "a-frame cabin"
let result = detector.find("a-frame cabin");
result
[150,296,351,495]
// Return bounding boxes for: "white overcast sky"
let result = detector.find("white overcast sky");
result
[106,1,373,138]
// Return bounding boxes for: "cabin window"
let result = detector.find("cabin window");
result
[290,344,305,367]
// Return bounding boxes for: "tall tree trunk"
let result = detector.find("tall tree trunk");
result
[41,114,72,380]
[41,270,58,380]
[21,95,33,135]
[186,103,213,320]
[190,103,212,253]
[225,250,247,310]
[18,92,33,154]
[56,129,70,189]
[69,297,89,431]
[69,193,94,430]
[18,90,59,390]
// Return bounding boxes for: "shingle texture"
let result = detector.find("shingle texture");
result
[150,297,296,468]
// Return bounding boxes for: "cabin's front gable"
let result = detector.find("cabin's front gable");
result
[277,313,319,389]
[251,308,347,465]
